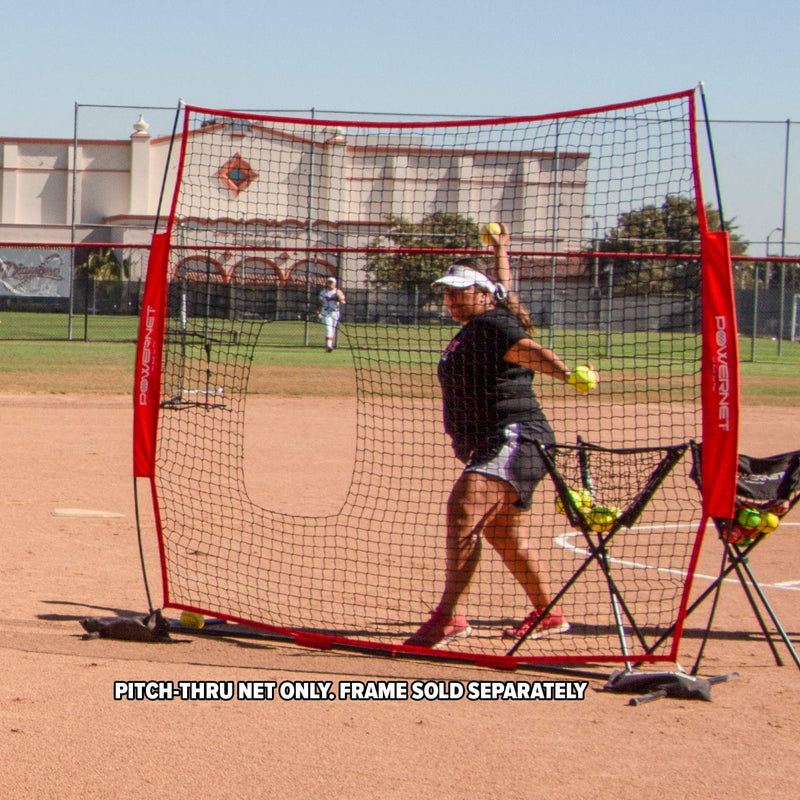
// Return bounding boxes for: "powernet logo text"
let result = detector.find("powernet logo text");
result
[137,304,157,407]
[714,315,731,432]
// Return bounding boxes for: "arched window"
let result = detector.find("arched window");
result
[171,255,228,284]
[231,257,281,286]
[285,258,336,287]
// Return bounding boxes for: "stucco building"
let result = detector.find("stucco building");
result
[1,113,588,297]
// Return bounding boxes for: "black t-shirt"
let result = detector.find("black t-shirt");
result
[438,307,545,455]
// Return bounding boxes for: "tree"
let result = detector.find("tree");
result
[75,248,131,281]
[596,196,747,295]
[366,212,482,301]
[74,249,133,315]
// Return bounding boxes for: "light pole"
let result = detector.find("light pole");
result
[766,227,785,355]
[765,227,782,288]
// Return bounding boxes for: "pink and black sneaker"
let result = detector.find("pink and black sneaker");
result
[404,607,472,649]
[502,607,570,640]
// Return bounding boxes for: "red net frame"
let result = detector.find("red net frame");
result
[133,88,738,668]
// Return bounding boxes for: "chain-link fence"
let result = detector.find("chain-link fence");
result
[733,257,800,359]
[0,243,148,341]
[2,105,799,362]
[1,244,798,361]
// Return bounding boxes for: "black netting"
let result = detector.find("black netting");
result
[143,93,709,664]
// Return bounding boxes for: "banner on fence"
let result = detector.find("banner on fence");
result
[0,248,71,297]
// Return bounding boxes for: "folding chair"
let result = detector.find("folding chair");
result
[687,442,800,673]
[507,437,689,660]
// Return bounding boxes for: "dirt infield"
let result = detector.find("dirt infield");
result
[1,394,799,799]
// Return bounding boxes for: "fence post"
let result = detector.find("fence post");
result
[605,261,615,357]
[750,262,759,361]
[778,119,791,356]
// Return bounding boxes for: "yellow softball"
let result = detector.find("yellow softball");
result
[480,222,502,245]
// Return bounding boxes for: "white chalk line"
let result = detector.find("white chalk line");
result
[553,521,800,592]
[51,508,125,519]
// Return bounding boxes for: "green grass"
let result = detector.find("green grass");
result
[0,316,797,404]
[0,341,137,393]
[740,336,800,365]
[0,340,136,370]
[0,311,141,340]
[3,310,797,363]
[740,361,800,377]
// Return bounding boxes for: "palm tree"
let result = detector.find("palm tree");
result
[76,249,131,280]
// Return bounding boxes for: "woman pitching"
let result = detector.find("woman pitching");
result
[404,224,597,649]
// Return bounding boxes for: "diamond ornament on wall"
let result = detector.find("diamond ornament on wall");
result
[215,153,258,196]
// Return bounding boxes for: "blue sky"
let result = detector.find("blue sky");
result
[4,0,799,247]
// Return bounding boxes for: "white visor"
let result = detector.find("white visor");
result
[432,264,496,293]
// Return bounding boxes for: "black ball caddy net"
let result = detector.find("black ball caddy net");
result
[133,88,740,668]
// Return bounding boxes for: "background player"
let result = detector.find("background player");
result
[317,276,346,352]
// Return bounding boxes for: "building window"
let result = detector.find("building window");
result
[215,153,258,196]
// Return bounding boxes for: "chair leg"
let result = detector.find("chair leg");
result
[731,544,800,671]
[729,552,785,667]
[690,544,729,675]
